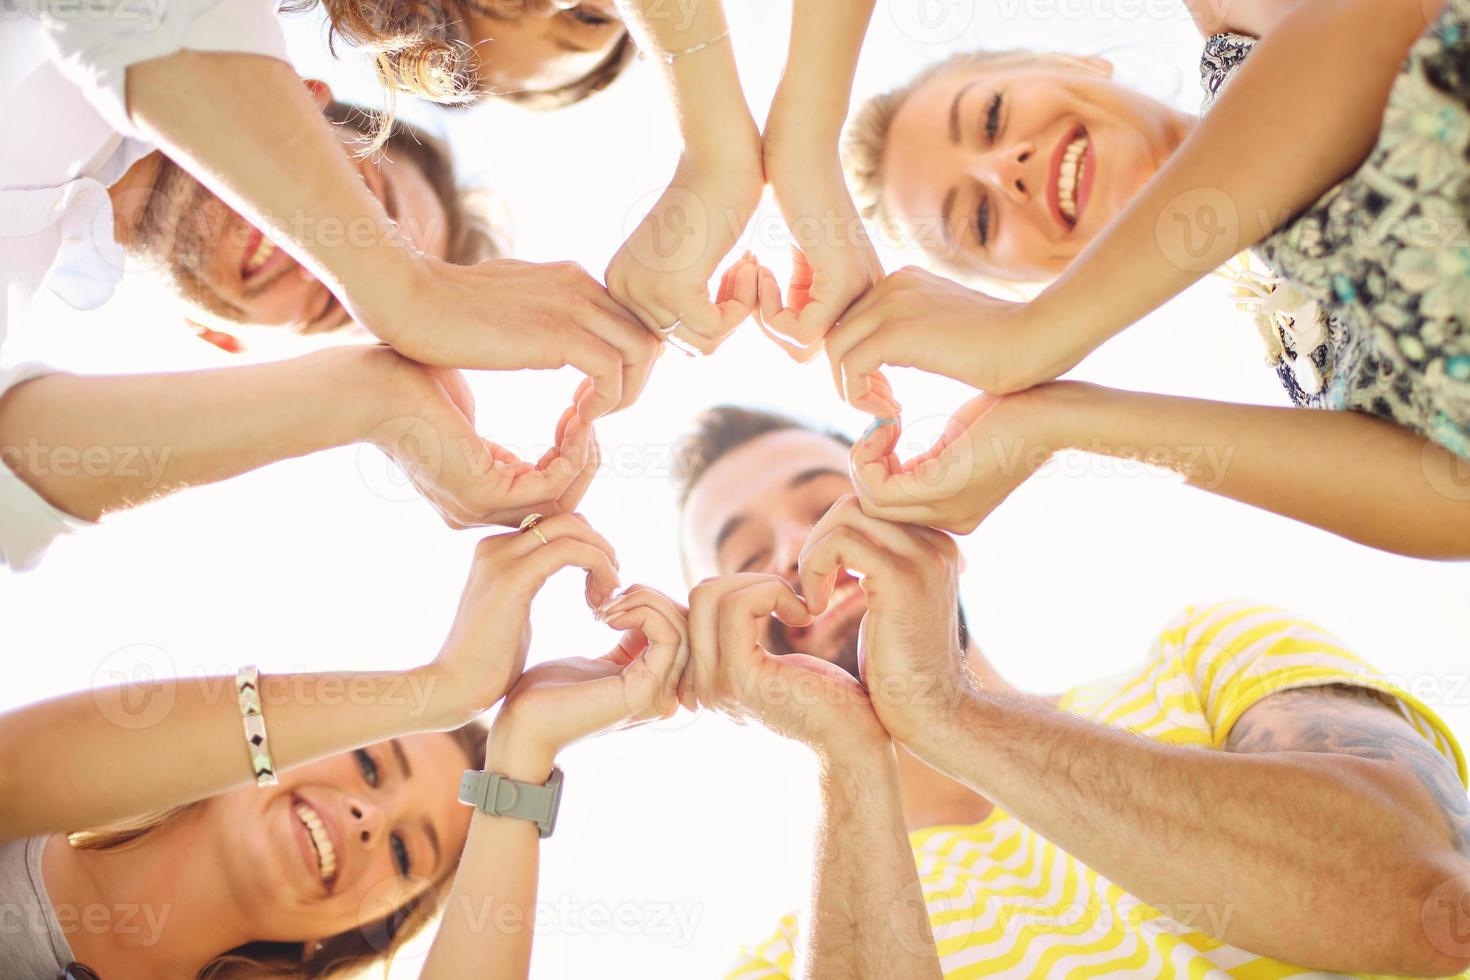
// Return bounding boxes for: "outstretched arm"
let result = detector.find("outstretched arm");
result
[0,519,619,842]
[0,346,600,533]
[686,574,941,980]
[604,0,763,355]
[755,0,884,360]
[825,0,1450,403]
[419,588,688,979]
[899,683,1470,976]
[851,382,1470,559]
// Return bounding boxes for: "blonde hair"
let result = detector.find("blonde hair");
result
[70,723,489,980]
[843,49,1034,227]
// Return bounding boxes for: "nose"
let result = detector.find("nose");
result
[771,519,809,591]
[969,140,1037,206]
[345,798,385,849]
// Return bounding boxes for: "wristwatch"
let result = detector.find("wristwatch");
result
[458,767,564,839]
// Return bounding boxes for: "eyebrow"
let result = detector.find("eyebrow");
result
[940,186,959,252]
[389,739,443,872]
[390,739,412,779]
[423,818,442,873]
[949,81,978,145]
[713,467,848,555]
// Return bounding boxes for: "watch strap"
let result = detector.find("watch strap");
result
[458,767,563,839]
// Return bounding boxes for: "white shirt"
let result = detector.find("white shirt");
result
[0,3,289,571]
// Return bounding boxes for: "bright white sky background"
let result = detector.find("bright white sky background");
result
[4,1,1470,977]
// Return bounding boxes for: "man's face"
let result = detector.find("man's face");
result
[128,129,450,331]
[682,430,868,678]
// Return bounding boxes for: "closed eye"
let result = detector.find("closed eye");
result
[390,834,412,876]
[737,551,769,574]
[974,196,991,248]
[563,5,613,26]
[984,91,1003,144]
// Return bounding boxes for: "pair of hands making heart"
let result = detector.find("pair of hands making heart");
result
[422,498,971,773]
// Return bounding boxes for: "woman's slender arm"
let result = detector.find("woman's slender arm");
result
[852,382,1470,559]
[604,0,763,354]
[0,520,621,842]
[419,590,688,979]
[1055,384,1470,560]
[827,0,1451,402]
[0,668,465,842]
[1030,0,1448,369]
[756,0,885,359]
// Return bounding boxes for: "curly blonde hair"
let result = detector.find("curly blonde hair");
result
[281,0,636,146]
[69,722,489,980]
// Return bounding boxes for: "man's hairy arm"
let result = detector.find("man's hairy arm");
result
[900,683,1470,976]
[800,748,941,980]
[1226,685,1470,860]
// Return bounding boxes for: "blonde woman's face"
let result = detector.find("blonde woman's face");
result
[466,0,626,96]
[881,58,1189,283]
[202,732,473,947]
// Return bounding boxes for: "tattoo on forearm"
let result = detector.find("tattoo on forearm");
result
[1226,685,1470,858]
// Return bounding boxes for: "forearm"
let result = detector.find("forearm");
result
[769,0,877,147]
[0,665,456,841]
[615,0,758,160]
[124,51,417,336]
[421,732,550,980]
[0,347,392,522]
[1048,382,1470,559]
[1036,0,1439,358]
[907,690,1461,974]
[799,746,940,980]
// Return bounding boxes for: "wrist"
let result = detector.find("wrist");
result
[487,717,558,783]
[1028,381,1109,454]
[870,665,975,749]
[334,245,428,350]
[811,731,887,775]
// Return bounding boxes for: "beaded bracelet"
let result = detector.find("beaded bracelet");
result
[236,666,277,786]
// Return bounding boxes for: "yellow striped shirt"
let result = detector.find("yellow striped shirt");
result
[726,601,1469,980]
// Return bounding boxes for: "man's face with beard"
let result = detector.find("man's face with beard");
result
[123,125,450,332]
[681,429,877,680]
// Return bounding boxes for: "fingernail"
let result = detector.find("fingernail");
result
[861,417,898,442]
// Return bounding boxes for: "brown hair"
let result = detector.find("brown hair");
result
[70,722,489,980]
[281,0,636,124]
[323,100,503,269]
[843,49,1033,227]
[672,406,852,507]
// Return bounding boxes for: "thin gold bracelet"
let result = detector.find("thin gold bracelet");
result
[658,26,732,65]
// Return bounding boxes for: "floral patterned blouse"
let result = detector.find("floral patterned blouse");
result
[1201,0,1470,458]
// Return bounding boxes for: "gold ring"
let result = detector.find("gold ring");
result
[518,513,550,546]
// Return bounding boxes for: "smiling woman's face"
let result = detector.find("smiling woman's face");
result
[880,56,1189,283]
[200,732,474,946]
[464,0,627,97]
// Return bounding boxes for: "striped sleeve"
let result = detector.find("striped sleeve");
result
[1155,600,1467,785]
[724,912,798,980]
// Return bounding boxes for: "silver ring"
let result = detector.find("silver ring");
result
[655,317,682,337]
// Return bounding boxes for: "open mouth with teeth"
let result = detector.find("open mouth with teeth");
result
[240,228,281,281]
[293,797,339,891]
[1049,126,1095,232]
[789,571,866,647]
